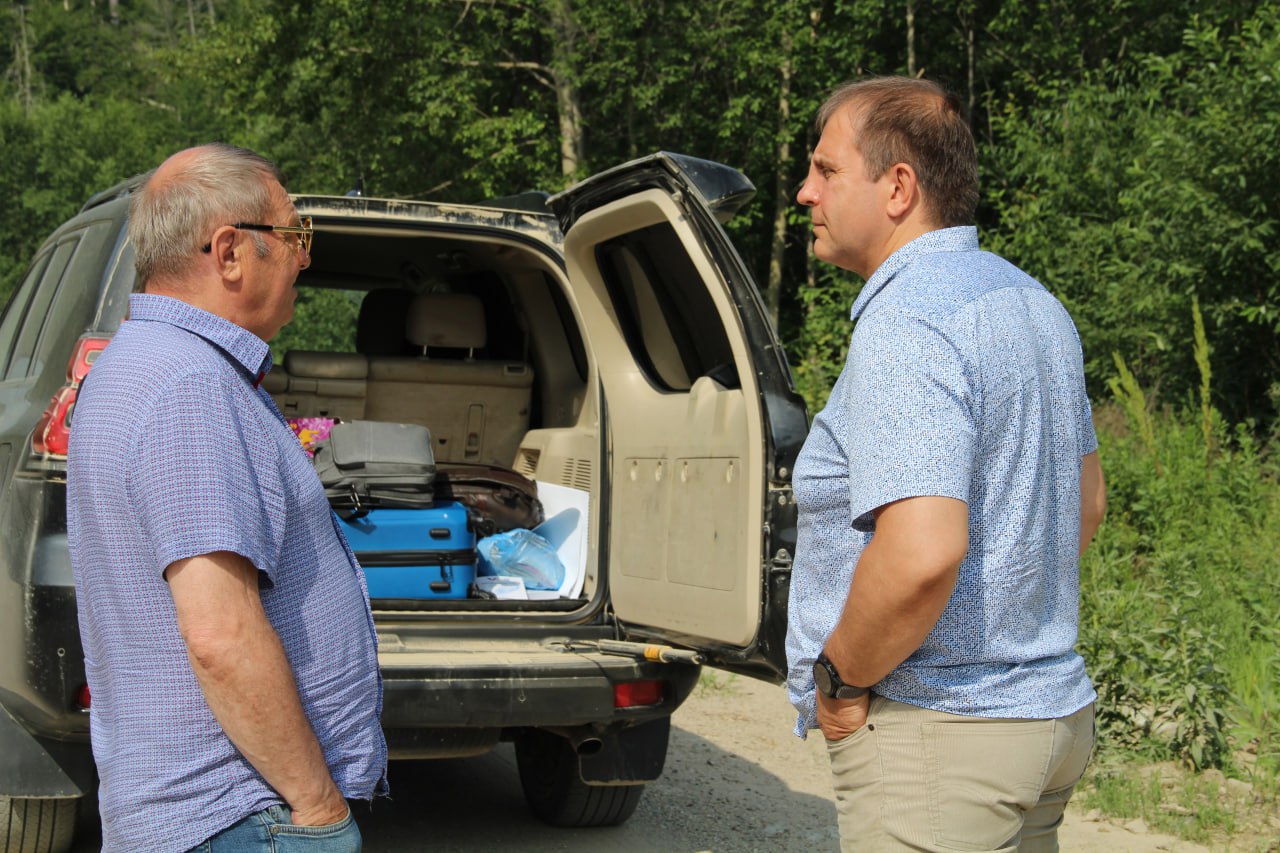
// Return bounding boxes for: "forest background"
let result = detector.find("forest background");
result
[2,0,1278,846]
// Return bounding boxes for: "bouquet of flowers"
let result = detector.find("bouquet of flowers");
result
[286,417,339,457]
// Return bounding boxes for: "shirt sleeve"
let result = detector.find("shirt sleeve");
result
[845,309,977,531]
[127,371,286,582]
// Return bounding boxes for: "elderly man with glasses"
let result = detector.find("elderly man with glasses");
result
[67,143,386,853]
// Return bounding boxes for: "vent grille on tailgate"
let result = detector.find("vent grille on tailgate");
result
[563,457,592,491]
[514,448,540,478]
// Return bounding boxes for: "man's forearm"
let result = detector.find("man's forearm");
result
[186,615,344,817]
[823,496,967,687]
[168,553,347,825]
[1079,451,1106,555]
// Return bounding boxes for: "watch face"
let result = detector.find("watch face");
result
[813,658,835,696]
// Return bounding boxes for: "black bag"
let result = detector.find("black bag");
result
[433,462,543,537]
[312,421,436,514]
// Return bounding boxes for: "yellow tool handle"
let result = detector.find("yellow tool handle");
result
[597,639,703,665]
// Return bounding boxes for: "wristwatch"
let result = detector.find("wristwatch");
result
[813,652,869,699]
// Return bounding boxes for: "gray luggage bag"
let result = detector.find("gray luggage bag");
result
[312,421,436,514]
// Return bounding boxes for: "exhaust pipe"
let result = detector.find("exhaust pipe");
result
[545,725,605,756]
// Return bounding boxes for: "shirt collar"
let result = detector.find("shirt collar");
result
[128,293,273,380]
[849,226,980,322]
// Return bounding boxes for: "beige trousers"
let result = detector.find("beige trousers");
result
[826,696,1095,852]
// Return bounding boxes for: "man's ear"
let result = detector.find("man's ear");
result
[885,162,921,220]
[208,225,244,284]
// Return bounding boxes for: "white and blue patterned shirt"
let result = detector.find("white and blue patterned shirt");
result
[786,227,1097,736]
[67,294,387,852]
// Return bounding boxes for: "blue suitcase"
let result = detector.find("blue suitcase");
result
[338,502,476,600]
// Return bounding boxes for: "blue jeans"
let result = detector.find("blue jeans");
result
[186,804,361,853]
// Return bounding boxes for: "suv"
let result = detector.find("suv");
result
[0,152,807,853]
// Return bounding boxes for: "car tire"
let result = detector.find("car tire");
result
[515,729,645,827]
[0,796,79,853]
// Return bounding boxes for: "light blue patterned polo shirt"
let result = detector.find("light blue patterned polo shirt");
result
[785,227,1097,736]
[67,294,387,852]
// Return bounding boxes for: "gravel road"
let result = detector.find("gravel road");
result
[352,669,1210,852]
[70,668,1211,851]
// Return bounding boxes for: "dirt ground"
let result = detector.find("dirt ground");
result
[69,667,1213,851]
[349,669,1211,851]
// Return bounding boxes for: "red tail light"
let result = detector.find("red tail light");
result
[31,387,78,456]
[68,336,108,384]
[613,680,664,708]
[30,335,110,460]
[75,684,91,710]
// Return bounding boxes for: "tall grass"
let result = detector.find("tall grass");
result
[1083,355,1280,798]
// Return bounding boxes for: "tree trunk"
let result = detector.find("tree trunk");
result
[906,0,916,76]
[966,12,975,121]
[109,0,120,26]
[12,4,35,112]
[547,0,585,179]
[207,0,217,26]
[765,27,795,328]
[187,0,197,36]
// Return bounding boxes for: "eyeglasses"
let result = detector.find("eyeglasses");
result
[201,216,314,255]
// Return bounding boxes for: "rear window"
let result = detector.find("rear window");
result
[595,221,734,392]
[270,287,362,363]
[0,252,53,379]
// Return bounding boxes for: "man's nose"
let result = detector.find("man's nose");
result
[298,245,311,271]
[796,178,817,207]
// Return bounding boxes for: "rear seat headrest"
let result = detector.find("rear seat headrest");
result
[284,350,369,380]
[357,289,415,356]
[407,293,486,350]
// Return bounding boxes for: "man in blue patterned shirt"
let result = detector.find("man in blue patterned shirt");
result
[67,144,386,852]
[785,77,1107,851]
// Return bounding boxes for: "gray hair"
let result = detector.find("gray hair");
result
[129,143,286,288]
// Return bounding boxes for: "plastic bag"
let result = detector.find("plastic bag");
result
[475,528,566,591]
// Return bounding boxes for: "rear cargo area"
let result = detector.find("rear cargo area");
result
[265,220,601,613]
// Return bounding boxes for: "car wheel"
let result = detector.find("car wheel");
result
[0,796,79,853]
[514,729,645,827]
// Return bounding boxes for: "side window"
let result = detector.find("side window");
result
[0,252,53,378]
[3,239,77,381]
[595,222,735,392]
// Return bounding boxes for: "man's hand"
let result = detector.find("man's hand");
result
[816,692,871,741]
[290,798,350,828]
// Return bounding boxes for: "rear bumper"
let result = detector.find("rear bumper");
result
[377,629,700,730]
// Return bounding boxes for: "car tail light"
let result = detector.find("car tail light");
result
[68,336,108,384]
[30,335,110,461]
[31,387,78,456]
[75,684,91,710]
[613,680,664,708]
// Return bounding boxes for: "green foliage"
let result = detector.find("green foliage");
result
[1192,297,1215,468]
[1082,765,1251,844]
[1082,364,1280,777]
[1107,352,1162,475]
[986,5,1280,425]
[270,289,361,364]
[788,267,861,413]
[0,93,180,304]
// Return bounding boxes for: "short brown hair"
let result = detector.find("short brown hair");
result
[817,77,978,228]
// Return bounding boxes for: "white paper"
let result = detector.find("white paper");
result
[533,481,590,599]
[474,575,528,600]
